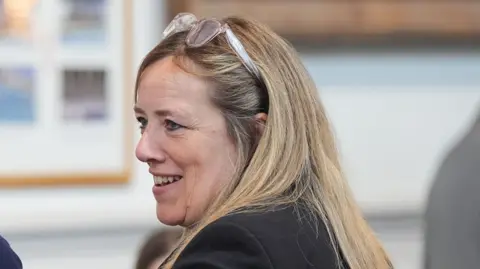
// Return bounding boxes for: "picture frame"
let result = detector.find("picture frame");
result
[166,0,480,44]
[0,0,134,187]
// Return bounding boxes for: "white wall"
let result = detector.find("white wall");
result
[303,51,480,211]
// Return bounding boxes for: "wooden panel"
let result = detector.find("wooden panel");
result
[0,173,130,187]
[167,0,480,41]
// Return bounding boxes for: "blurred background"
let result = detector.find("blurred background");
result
[0,0,479,268]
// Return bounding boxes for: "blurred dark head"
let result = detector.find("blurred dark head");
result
[135,228,183,269]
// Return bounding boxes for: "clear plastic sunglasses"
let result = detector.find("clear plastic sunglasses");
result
[163,12,262,82]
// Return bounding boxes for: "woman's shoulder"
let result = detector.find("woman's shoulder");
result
[188,203,343,268]
[173,209,275,269]
[218,203,311,230]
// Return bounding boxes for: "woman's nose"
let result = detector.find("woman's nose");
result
[135,131,167,164]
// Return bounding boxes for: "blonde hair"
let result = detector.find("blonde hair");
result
[135,16,392,269]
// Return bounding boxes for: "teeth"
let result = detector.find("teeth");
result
[154,176,182,186]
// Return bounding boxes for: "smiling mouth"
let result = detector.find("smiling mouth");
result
[153,176,182,187]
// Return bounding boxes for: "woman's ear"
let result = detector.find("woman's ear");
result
[254,112,267,135]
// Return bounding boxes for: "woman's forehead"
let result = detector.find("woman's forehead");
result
[137,58,210,102]
[140,58,197,88]
[135,58,220,121]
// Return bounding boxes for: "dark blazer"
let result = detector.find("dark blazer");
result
[0,235,23,269]
[169,204,348,269]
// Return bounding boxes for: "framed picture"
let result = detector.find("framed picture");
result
[166,0,480,44]
[0,0,134,187]
[0,67,35,123]
[60,0,107,45]
[0,0,37,45]
[62,69,108,121]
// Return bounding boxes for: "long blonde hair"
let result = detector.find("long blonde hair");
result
[135,16,392,269]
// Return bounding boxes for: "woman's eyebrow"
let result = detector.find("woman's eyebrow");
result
[133,105,144,114]
[134,105,192,119]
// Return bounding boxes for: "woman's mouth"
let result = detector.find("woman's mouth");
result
[153,175,182,187]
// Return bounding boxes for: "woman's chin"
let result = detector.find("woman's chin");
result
[156,205,185,226]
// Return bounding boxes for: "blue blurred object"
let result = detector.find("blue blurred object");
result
[0,69,34,123]
[0,235,23,269]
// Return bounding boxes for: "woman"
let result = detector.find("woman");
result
[134,13,392,269]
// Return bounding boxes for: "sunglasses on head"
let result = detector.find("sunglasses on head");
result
[163,13,262,82]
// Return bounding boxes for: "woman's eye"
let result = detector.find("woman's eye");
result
[165,119,183,131]
[136,117,147,130]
